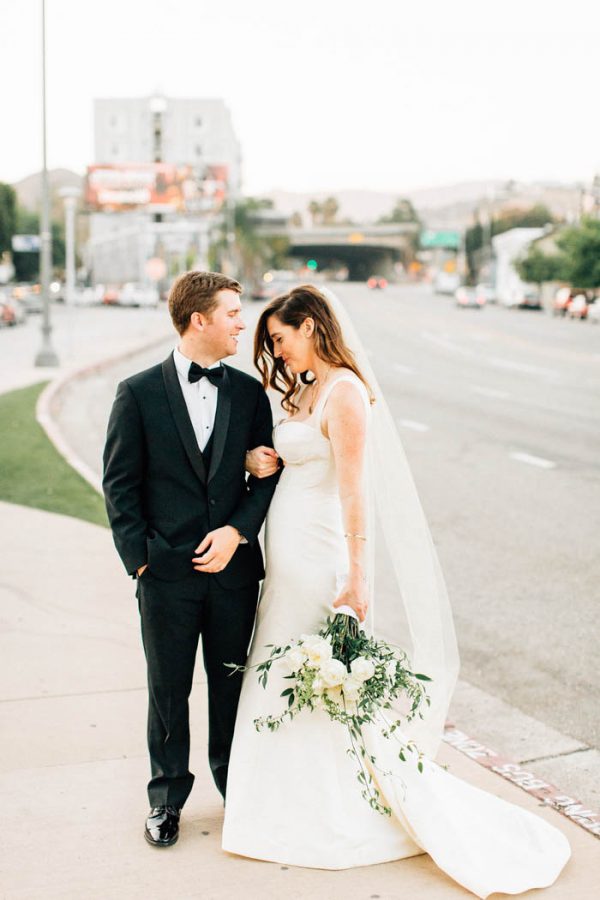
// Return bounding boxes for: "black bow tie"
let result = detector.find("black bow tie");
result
[188,362,224,386]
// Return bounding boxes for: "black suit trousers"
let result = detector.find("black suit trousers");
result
[137,570,258,808]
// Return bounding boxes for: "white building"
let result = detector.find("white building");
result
[492,228,545,306]
[88,95,241,284]
[94,96,241,192]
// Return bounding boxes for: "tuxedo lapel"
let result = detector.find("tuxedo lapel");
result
[208,365,231,482]
[161,355,207,485]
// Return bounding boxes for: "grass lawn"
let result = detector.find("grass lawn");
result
[0,382,108,527]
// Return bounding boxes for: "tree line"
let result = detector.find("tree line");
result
[0,182,65,281]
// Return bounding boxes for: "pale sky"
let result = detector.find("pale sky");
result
[1,0,599,194]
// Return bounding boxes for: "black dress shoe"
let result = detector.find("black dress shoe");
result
[144,805,181,847]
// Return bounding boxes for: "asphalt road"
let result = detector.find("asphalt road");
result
[334,282,600,750]
[50,284,600,753]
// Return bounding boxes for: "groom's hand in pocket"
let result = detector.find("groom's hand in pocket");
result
[192,526,242,573]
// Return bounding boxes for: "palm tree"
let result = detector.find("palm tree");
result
[322,196,339,225]
[308,200,322,226]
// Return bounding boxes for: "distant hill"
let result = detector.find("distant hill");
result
[11,169,583,232]
[12,168,84,211]
[262,180,583,229]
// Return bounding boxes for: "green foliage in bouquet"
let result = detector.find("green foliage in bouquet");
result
[226,613,431,815]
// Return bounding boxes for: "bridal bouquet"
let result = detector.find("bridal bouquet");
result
[226,612,431,816]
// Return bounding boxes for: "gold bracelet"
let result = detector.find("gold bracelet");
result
[344,532,367,541]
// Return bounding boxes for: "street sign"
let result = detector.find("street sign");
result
[12,235,41,252]
[420,230,461,250]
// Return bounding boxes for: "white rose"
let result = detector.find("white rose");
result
[283,647,307,674]
[350,656,375,683]
[302,637,333,667]
[319,658,348,687]
[342,675,362,701]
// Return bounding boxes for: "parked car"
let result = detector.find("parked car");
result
[250,271,300,302]
[367,275,388,290]
[475,283,497,304]
[587,296,600,324]
[72,286,101,306]
[0,294,18,326]
[455,287,485,309]
[552,287,572,316]
[510,288,542,310]
[567,293,588,319]
[250,280,277,301]
[118,282,160,308]
[12,283,43,314]
[434,270,460,295]
[11,296,27,324]
[102,285,121,305]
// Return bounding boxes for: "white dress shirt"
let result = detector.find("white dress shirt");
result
[173,347,247,544]
[173,347,220,452]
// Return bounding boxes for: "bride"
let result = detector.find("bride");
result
[221,284,570,897]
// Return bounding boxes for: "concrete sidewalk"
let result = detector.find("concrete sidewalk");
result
[0,500,597,899]
[0,303,173,397]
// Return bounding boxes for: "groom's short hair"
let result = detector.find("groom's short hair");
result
[168,271,242,335]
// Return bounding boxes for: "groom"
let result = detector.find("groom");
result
[103,271,280,848]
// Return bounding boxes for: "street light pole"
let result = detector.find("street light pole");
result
[35,0,59,367]
[59,187,81,305]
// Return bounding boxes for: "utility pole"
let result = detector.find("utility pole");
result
[35,0,59,367]
[59,186,81,305]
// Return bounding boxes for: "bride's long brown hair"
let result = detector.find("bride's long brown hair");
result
[254,284,373,413]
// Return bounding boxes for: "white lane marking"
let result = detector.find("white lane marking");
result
[509,451,557,470]
[421,330,462,352]
[489,357,557,379]
[421,331,559,381]
[472,385,510,399]
[399,419,430,432]
[393,363,415,374]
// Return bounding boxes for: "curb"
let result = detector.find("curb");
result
[35,333,171,496]
[443,725,600,839]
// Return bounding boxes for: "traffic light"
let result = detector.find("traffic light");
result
[307,259,318,271]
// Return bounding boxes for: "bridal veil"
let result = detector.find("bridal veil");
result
[322,286,460,758]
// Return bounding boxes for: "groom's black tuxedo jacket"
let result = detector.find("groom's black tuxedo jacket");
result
[102,354,279,589]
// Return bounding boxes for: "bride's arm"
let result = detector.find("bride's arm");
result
[323,382,369,621]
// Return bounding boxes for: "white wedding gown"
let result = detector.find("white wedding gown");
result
[222,374,570,897]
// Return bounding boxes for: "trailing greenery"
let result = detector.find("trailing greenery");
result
[0,382,108,527]
[227,612,431,816]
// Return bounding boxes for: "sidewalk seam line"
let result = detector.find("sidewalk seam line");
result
[519,746,592,765]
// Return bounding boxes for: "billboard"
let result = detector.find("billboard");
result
[85,163,228,213]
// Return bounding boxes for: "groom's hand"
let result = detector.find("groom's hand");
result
[245,446,280,478]
[192,526,241,573]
